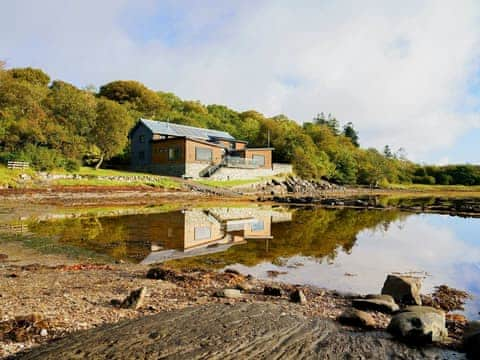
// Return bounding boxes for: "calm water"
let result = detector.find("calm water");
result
[27,205,480,318]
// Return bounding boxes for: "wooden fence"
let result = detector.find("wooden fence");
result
[7,161,29,170]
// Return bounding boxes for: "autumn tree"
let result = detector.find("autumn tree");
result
[7,67,50,87]
[99,80,165,118]
[92,99,133,169]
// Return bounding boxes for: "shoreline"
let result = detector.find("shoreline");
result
[0,188,478,357]
[0,248,466,358]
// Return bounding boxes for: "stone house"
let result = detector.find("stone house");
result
[129,118,291,179]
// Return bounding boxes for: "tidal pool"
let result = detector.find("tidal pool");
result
[27,205,480,318]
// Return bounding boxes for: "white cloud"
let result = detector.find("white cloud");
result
[1,0,480,161]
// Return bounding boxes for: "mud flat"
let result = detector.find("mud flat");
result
[10,302,461,360]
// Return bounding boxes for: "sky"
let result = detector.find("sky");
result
[1,0,480,164]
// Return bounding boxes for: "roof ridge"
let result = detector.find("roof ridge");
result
[140,118,232,136]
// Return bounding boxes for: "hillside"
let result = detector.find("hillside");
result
[1,63,479,186]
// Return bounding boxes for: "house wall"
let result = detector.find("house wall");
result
[217,140,234,149]
[149,138,187,176]
[152,138,186,164]
[244,149,272,169]
[183,210,224,249]
[244,216,272,238]
[185,139,225,165]
[130,123,153,171]
[235,142,247,150]
[150,138,226,177]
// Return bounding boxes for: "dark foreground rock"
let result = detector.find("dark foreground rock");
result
[352,297,399,313]
[11,303,460,359]
[464,321,480,359]
[338,308,375,329]
[388,306,448,344]
[382,274,422,305]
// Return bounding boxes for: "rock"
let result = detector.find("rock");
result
[40,329,48,337]
[120,287,146,310]
[338,309,375,329]
[146,267,181,281]
[381,275,422,305]
[387,306,447,344]
[224,268,241,275]
[464,321,480,359]
[400,306,445,320]
[264,286,283,297]
[236,282,253,292]
[16,303,458,359]
[110,299,122,307]
[352,298,399,313]
[290,289,307,304]
[15,313,43,323]
[0,253,8,261]
[214,289,243,299]
[365,294,395,303]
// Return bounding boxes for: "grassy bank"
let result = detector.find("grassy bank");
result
[0,165,183,189]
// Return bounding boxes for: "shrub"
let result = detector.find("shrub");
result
[64,158,80,172]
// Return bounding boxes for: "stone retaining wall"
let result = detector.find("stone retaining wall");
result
[208,163,292,180]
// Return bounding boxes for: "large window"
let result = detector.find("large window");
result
[168,147,181,161]
[139,135,145,143]
[252,154,265,166]
[251,220,265,232]
[194,226,211,240]
[195,147,213,161]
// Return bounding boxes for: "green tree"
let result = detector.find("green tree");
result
[343,122,359,147]
[99,80,165,118]
[44,80,97,158]
[92,99,133,169]
[7,67,50,87]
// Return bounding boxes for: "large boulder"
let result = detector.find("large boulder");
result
[381,275,422,305]
[352,295,399,313]
[338,309,375,329]
[464,320,480,359]
[387,306,447,344]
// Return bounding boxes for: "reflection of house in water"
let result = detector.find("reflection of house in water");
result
[141,208,292,264]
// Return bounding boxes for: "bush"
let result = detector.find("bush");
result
[64,159,80,172]
[412,175,436,185]
[16,144,64,171]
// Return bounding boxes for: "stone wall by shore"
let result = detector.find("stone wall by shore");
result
[208,163,292,180]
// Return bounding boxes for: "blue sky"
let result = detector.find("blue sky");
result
[1,0,479,164]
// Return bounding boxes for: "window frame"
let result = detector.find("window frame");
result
[168,147,181,161]
[195,147,213,162]
[252,154,265,167]
[194,226,211,240]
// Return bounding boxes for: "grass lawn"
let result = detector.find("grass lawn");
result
[0,165,182,189]
[0,165,36,187]
[386,183,480,193]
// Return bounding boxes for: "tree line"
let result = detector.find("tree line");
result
[0,64,478,186]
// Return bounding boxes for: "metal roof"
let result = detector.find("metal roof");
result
[139,118,235,141]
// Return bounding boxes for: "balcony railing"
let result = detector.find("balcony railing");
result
[225,156,262,169]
